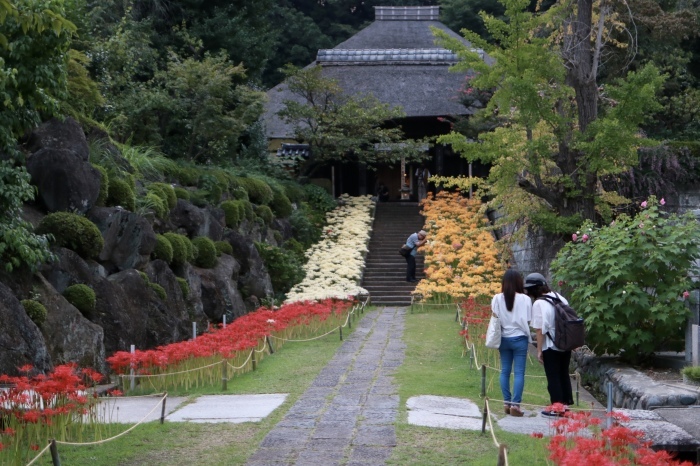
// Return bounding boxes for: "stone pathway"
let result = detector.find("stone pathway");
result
[245,306,406,466]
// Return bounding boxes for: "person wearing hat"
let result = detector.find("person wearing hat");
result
[524,272,574,416]
[404,230,427,282]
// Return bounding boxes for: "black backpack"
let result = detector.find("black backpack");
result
[537,294,585,351]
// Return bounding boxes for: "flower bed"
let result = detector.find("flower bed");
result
[414,191,503,301]
[285,194,373,303]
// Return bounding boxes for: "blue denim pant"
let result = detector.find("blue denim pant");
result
[499,335,529,405]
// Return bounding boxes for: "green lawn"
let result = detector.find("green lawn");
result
[39,305,552,465]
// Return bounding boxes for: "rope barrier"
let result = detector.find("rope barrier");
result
[483,398,509,466]
[119,360,223,379]
[55,394,168,446]
[24,442,52,466]
[227,349,254,371]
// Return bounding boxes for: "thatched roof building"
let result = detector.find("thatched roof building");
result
[263,6,488,199]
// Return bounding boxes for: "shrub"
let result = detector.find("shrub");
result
[152,234,174,263]
[303,183,336,213]
[63,284,96,316]
[177,165,200,186]
[92,164,109,207]
[176,277,189,298]
[189,190,208,207]
[174,187,190,200]
[281,180,306,204]
[37,212,104,260]
[142,192,168,219]
[269,189,293,218]
[236,176,273,205]
[255,205,274,225]
[183,236,197,263]
[220,200,242,228]
[215,240,233,256]
[148,182,177,209]
[21,299,47,326]
[552,196,700,364]
[192,236,217,268]
[149,282,167,300]
[242,200,255,220]
[283,238,306,258]
[230,186,248,201]
[163,232,189,265]
[682,366,700,382]
[289,206,322,247]
[106,176,136,211]
[255,242,305,299]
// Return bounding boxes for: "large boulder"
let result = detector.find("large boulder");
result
[168,199,224,240]
[0,281,52,376]
[144,259,196,327]
[26,148,101,214]
[34,274,106,374]
[24,117,89,162]
[192,254,246,322]
[88,207,157,271]
[223,230,273,299]
[84,126,134,173]
[42,248,189,355]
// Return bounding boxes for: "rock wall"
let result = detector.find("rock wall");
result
[0,117,279,377]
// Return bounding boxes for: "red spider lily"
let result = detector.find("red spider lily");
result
[18,365,34,374]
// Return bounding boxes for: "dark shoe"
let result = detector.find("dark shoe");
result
[540,410,563,418]
[509,406,524,417]
[504,405,511,415]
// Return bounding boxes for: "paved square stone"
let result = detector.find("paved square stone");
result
[312,425,355,439]
[353,425,397,447]
[246,446,296,463]
[347,445,393,464]
[307,437,351,450]
[167,394,286,423]
[260,427,311,447]
[360,409,397,425]
[366,395,399,410]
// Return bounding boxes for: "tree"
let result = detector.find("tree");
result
[434,0,666,234]
[277,65,427,176]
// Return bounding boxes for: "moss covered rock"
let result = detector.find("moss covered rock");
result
[21,299,47,326]
[176,277,189,298]
[37,212,104,260]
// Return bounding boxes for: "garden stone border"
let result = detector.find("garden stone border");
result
[574,352,700,409]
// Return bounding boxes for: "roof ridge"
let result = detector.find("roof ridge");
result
[374,5,440,21]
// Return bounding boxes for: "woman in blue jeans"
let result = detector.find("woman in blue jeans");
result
[491,269,532,416]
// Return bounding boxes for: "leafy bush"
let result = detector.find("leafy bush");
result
[552,196,700,364]
[63,284,96,316]
[120,145,178,182]
[281,180,306,204]
[289,205,323,247]
[255,205,274,225]
[177,166,201,186]
[255,242,305,299]
[269,189,293,218]
[148,182,177,209]
[236,176,273,205]
[176,277,189,298]
[220,200,243,227]
[174,187,190,200]
[183,236,197,263]
[189,190,208,207]
[283,238,306,258]
[92,164,109,207]
[37,212,104,260]
[106,176,136,211]
[303,183,336,213]
[141,192,168,219]
[192,236,217,268]
[21,300,47,326]
[163,232,190,265]
[230,186,248,201]
[242,200,255,220]
[215,240,233,256]
[152,234,174,263]
[682,366,700,382]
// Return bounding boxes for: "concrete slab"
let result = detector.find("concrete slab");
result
[93,394,287,424]
[406,395,486,430]
[649,406,700,451]
[167,394,288,423]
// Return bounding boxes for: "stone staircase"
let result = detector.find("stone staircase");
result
[361,202,426,306]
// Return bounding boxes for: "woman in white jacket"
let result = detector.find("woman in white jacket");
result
[491,269,532,416]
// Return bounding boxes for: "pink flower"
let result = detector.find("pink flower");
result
[452,242,463,250]
[641,201,648,208]
[683,291,690,299]
[660,198,665,206]
[639,223,644,229]
[582,234,589,242]
[558,280,564,287]
[572,233,578,242]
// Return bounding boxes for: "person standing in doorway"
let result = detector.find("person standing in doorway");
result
[416,164,430,202]
[404,230,427,282]
[492,269,532,417]
[524,272,575,417]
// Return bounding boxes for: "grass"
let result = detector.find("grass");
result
[37,305,554,465]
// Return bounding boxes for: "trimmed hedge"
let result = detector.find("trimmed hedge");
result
[281,180,306,204]
[92,164,109,207]
[236,176,273,205]
[37,212,104,260]
[174,187,190,200]
[152,234,174,264]
[106,176,136,211]
[149,282,167,300]
[148,182,177,209]
[163,232,189,265]
[215,240,233,256]
[144,192,168,219]
[192,236,217,268]
[255,205,274,225]
[63,284,96,316]
[220,200,243,228]
[176,277,189,298]
[270,189,293,218]
[21,299,47,326]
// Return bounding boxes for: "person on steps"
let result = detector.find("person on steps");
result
[524,272,575,417]
[404,230,427,282]
[492,269,532,417]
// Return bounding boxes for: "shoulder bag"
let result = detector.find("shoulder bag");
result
[485,298,502,349]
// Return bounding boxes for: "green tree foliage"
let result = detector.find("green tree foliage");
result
[278,65,428,175]
[551,197,700,364]
[435,0,666,232]
[255,242,305,300]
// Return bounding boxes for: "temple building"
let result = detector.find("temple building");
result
[263,5,489,200]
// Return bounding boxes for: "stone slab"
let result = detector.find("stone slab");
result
[166,394,287,423]
[406,396,485,430]
[92,396,187,424]
[653,406,700,450]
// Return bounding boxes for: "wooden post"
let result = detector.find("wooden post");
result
[339,325,343,341]
[252,350,257,371]
[160,394,167,424]
[222,360,228,391]
[481,364,486,398]
[481,400,488,434]
[575,372,580,406]
[497,444,507,466]
[266,336,274,354]
[49,439,61,466]
[130,344,136,391]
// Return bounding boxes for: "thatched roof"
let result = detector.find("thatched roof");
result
[264,6,487,139]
